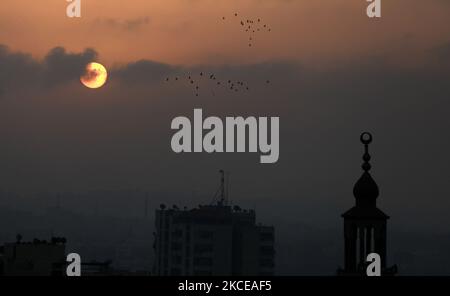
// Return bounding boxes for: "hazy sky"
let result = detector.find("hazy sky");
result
[1,0,450,66]
[1,0,450,217]
[1,0,450,275]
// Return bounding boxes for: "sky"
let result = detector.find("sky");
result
[1,0,450,274]
[1,0,450,66]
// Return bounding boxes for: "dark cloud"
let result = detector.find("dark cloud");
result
[43,47,98,86]
[113,60,177,84]
[0,45,41,94]
[0,45,98,96]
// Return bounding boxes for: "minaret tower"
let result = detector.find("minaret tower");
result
[339,132,397,275]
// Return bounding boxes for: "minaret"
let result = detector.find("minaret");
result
[339,132,397,275]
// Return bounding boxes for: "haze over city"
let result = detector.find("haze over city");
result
[1,0,450,275]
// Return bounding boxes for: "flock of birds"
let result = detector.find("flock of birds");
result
[165,72,270,97]
[163,12,272,97]
[222,12,272,47]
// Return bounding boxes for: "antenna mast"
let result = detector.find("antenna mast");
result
[212,170,230,206]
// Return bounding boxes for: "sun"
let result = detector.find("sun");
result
[80,62,108,89]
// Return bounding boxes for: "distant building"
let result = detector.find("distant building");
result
[80,260,113,276]
[153,171,275,276]
[0,236,66,276]
[338,133,397,275]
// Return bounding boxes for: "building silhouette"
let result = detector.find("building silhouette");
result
[338,132,397,275]
[0,235,66,276]
[153,171,275,276]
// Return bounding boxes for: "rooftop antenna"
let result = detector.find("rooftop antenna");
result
[212,170,228,206]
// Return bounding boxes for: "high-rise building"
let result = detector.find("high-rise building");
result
[153,203,275,276]
[153,172,275,276]
[338,133,397,275]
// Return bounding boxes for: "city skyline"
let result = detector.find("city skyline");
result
[1,0,450,276]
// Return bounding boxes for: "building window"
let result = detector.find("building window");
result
[194,244,214,254]
[171,268,182,275]
[260,232,274,242]
[194,270,212,276]
[259,258,274,268]
[194,257,213,267]
[172,229,183,238]
[172,255,182,264]
[196,231,214,240]
[171,242,182,251]
[260,246,275,256]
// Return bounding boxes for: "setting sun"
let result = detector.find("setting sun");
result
[80,62,108,89]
